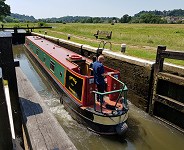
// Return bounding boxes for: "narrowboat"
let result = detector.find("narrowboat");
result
[24,36,129,135]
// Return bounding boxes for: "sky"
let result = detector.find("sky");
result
[5,0,184,19]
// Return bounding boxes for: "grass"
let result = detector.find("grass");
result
[2,23,184,66]
[47,23,184,50]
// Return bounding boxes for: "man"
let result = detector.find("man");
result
[92,55,106,103]
[89,56,97,76]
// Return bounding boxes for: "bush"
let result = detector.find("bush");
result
[38,22,45,27]
[13,24,20,28]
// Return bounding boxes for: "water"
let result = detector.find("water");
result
[13,45,184,150]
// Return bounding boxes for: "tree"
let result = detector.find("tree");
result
[139,13,162,23]
[168,9,184,16]
[86,17,93,23]
[93,17,101,23]
[120,14,132,23]
[0,0,10,21]
[4,16,13,22]
[111,17,119,23]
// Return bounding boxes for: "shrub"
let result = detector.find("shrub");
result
[38,22,45,27]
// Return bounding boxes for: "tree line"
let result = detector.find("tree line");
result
[1,0,184,24]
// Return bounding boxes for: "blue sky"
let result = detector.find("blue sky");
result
[6,0,184,19]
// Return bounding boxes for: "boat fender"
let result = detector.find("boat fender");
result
[69,54,82,60]
[116,122,128,135]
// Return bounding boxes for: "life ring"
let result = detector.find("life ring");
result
[69,54,82,60]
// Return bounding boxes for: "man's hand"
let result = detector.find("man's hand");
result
[102,72,114,77]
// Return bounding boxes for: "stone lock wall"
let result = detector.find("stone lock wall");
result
[103,51,153,111]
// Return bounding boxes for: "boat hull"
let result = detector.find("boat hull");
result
[24,38,128,135]
[61,94,128,135]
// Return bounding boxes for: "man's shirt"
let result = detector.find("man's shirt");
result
[92,61,105,85]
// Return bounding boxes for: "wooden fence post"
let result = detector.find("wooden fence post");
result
[154,45,166,74]
[0,32,24,148]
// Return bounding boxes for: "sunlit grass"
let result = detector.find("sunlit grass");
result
[3,22,184,66]
[47,23,184,51]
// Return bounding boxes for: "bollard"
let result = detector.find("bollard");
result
[80,45,84,56]
[121,44,126,53]
[68,34,71,40]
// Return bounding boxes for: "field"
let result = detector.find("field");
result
[3,23,184,65]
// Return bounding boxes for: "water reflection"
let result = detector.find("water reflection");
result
[13,45,184,150]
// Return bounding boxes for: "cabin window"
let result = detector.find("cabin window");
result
[60,72,62,77]
[43,54,46,63]
[27,41,30,45]
[36,48,39,56]
[50,60,55,72]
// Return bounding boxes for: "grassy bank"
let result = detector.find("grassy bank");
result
[2,23,184,65]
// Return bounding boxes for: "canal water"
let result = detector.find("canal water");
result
[13,45,184,150]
